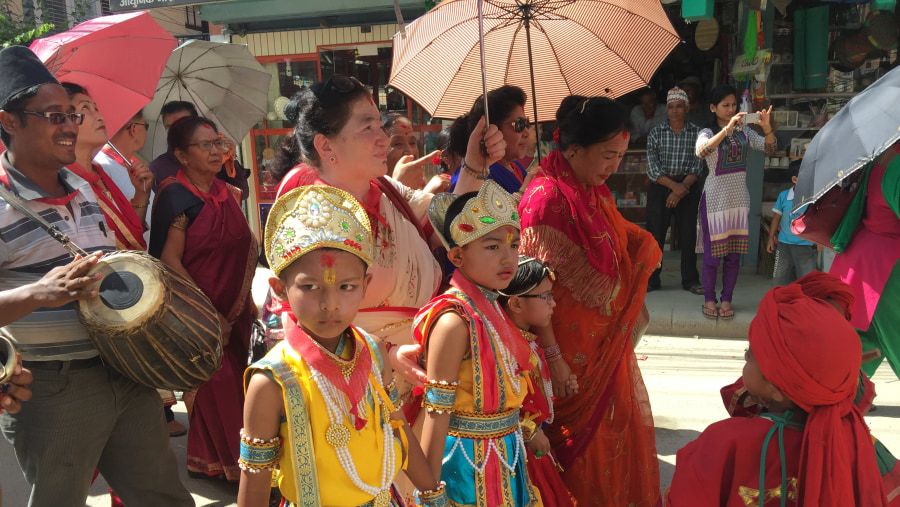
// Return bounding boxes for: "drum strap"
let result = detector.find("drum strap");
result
[0,183,86,256]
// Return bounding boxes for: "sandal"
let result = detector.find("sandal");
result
[702,304,718,320]
[685,283,704,296]
[719,306,735,320]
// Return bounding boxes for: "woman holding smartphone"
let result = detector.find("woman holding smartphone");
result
[695,84,775,320]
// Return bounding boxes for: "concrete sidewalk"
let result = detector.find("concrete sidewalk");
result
[645,251,772,339]
[254,250,774,341]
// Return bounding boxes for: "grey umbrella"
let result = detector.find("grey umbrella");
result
[793,64,900,212]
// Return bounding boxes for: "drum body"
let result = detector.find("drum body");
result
[77,251,222,391]
[0,335,17,385]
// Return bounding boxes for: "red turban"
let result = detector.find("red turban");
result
[748,281,887,506]
[793,271,855,320]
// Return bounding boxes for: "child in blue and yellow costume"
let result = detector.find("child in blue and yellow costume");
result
[414,180,543,507]
[237,185,446,507]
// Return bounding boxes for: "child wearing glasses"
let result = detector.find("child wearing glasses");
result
[499,256,578,507]
[414,180,542,506]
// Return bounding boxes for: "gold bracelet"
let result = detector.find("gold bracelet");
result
[131,200,150,209]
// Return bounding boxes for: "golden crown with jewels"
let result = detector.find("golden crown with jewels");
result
[428,179,520,249]
[264,185,373,276]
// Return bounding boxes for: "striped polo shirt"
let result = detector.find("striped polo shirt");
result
[0,153,115,361]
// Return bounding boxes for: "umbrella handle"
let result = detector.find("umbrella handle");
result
[477,0,489,128]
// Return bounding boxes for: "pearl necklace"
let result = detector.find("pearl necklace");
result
[526,338,555,424]
[444,427,526,476]
[310,359,394,504]
[483,300,522,398]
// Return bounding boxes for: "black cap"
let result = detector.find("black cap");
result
[0,46,58,110]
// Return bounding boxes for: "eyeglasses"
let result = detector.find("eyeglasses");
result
[20,110,84,125]
[310,75,364,105]
[508,117,530,133]
[130,122,148,130]
[517,290,554,304]
[189,139,227,151]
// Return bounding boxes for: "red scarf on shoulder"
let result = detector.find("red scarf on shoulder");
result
[68,162,146,250]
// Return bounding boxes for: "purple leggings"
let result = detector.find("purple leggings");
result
[702,249,741,303]
[699,195,742,303]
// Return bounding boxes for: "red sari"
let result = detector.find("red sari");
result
[150,172,257,481]
[519,150,662,505]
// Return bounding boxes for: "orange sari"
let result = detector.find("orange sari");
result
[519,150,662,506]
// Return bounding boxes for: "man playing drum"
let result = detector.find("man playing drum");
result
[0,46,194,506]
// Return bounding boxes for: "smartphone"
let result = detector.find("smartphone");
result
[742,113,760,124]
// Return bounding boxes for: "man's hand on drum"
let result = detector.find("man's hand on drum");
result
[388,343,427,387]
[1,353,33,415]
[30,251,103,307]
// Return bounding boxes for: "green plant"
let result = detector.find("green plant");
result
[0,1,53,48]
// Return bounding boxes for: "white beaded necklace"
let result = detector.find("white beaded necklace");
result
[483,300,522,398]
[444,427,526,476]
[309,358,395,501]
[527,339,555,424]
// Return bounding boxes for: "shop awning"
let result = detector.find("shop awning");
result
[200,0,427,33]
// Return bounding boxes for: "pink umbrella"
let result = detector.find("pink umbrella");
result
[30,11,177,135]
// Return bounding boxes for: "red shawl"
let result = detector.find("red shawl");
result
[69,162,146,250]
[749,283,887,506]
[519,150,623,307]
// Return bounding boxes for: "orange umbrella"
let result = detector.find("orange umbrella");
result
[390,0,679,124]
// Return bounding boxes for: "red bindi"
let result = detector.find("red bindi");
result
[320,253,335,268]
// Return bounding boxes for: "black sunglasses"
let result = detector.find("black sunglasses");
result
[508,117,530,133]
[310,75,364,105]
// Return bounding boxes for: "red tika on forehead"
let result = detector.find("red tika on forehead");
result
[319,253,335,268]
[202,124,212,130]
[621,130,629,141]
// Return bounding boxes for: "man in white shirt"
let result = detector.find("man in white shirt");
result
[629,88,666,144]
[94,110,153,245]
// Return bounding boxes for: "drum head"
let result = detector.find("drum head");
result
[78,252,165,329]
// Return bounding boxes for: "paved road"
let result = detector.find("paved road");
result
[2,335,898,505]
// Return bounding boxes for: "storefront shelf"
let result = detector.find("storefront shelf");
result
[768,92,857,99]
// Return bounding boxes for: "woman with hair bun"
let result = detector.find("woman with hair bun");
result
[518,95,662,505]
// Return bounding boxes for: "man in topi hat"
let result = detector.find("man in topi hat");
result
[0,45,193,506]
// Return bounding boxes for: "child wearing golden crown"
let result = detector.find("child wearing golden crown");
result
[414,180,543,507]
[238,185,444,507]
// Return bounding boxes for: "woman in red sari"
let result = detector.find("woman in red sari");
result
[149,116,256,482]
[519,96,662,505]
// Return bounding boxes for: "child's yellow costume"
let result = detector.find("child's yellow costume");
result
[245,185,406,507]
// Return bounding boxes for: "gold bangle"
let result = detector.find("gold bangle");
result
[131,201,149,209]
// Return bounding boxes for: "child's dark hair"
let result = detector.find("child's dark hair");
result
[443,191,479,248]
[555,95,630,150]
[498,256,553,307]
[788,159,802,179]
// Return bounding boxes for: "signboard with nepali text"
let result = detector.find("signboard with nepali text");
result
[110,0,225,13]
